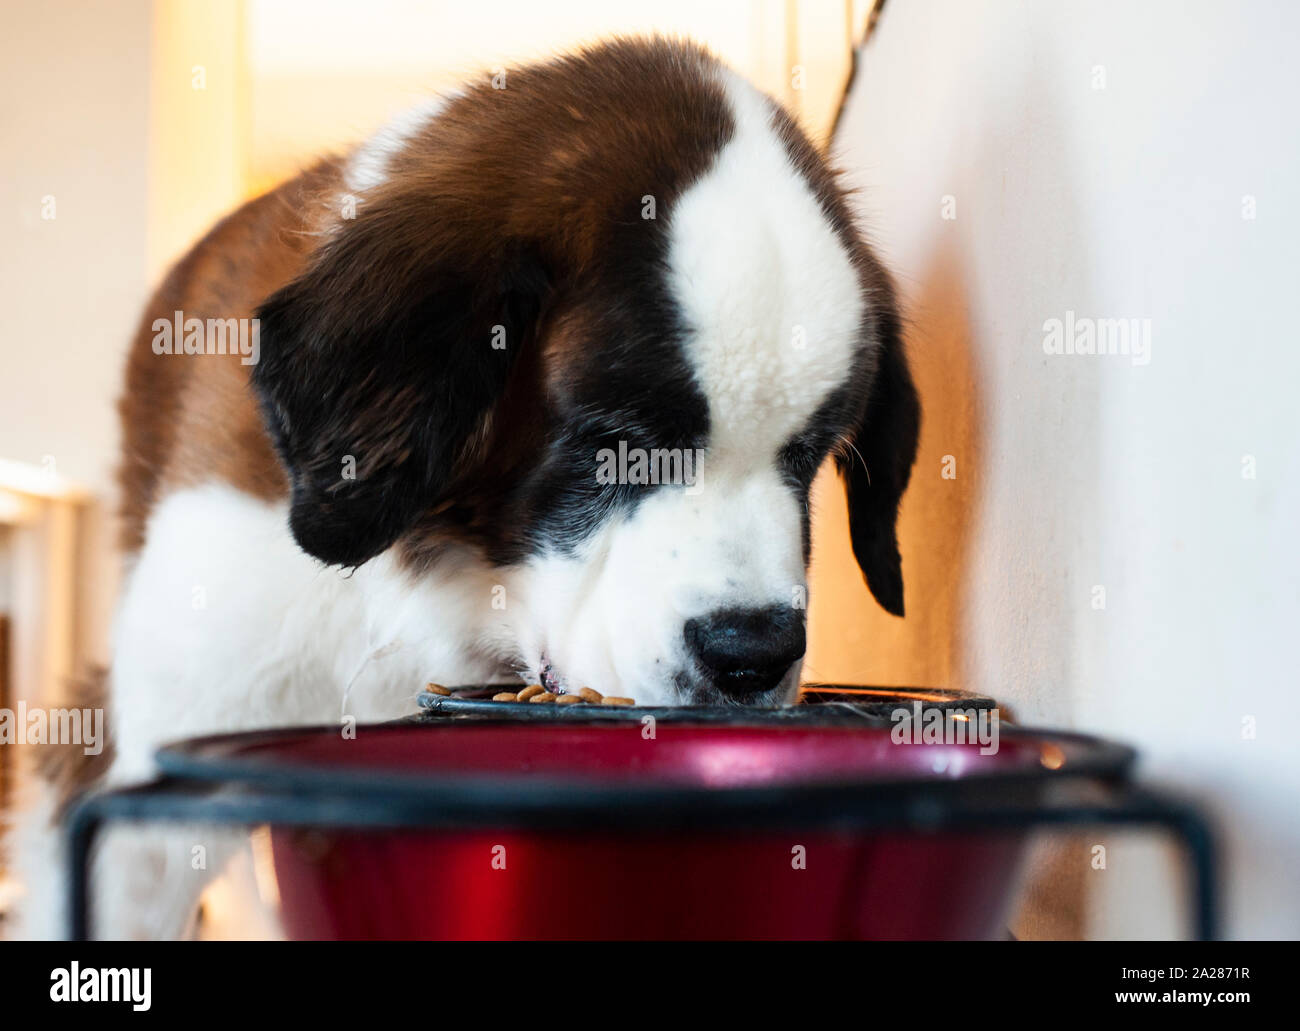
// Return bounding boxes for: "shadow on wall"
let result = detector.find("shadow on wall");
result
[808,9,1107,936]
[804,249,983,694]
[805,0,983,691]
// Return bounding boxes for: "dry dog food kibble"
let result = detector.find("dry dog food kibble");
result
[477,682,636,706]
[426,682,637,706]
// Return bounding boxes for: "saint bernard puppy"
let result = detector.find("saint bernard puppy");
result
[11,37,919,939]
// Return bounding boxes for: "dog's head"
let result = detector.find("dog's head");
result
[253,39,919,706]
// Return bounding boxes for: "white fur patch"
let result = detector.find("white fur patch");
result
[502,75,866,706]
[668,72,864,462]
[503,469,808,706]
[343,95,454,194]
[108,484,507,780]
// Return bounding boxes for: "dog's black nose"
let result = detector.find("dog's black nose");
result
[684,606,806,699]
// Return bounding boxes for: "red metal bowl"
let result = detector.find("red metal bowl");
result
[155,715,1133,940]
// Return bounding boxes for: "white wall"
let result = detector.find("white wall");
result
[1,1,253,687]
[0,0,155,677]
[831,0,1300,938]
[0,0,151,495]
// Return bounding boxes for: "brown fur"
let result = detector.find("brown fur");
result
[117,39,732,562]
[244,38,734,569]
[30,667,113,815]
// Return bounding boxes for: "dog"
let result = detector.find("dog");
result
[10,36,919,939]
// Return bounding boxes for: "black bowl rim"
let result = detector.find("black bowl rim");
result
[149,692,1137,829]
[414,682,1002,723]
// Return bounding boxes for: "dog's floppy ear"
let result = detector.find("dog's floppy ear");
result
[837,288,921,617]
[253,199,550,567]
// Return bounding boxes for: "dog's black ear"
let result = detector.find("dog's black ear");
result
[253,201,550,567]
[837,289,921,617]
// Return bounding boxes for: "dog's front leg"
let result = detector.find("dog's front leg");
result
[89,821,249,941]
